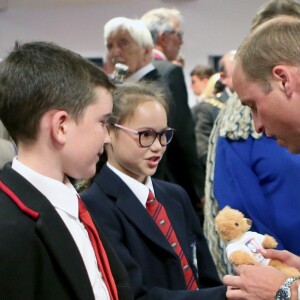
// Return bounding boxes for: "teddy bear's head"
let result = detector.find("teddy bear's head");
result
[215,206,252,241]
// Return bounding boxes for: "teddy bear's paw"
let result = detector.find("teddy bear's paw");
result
[269,259,300,277]
[230,251,255,266]
[262,235,278,249]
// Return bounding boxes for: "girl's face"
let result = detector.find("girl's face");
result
[108,100,168,183]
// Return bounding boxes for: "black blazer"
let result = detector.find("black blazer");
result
[82,165,226,300]
[0,164,133,300]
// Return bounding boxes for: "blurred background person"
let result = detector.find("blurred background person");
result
[217,50,236,102]
[141,7,183,62]
[191,51,235,224]
[190,64,215,104]
[141,8,206,215]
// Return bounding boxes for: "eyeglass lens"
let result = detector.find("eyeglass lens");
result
[139,129,174,147]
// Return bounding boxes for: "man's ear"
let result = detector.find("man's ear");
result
[143,46,152,61]
[157,32,168,48]
[219,71,226,85]
[272,65,294,97]
[50,110,69,145]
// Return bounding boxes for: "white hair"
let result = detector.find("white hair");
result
[104,17,153,48]
[141,8,183,44]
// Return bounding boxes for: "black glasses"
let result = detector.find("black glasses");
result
[112,124,175,148]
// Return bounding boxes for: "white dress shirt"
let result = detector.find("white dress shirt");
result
[12,158,110,300]
[107,162,154,207]
[126,63,155,83]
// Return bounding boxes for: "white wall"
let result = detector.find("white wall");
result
[0,0,267,106]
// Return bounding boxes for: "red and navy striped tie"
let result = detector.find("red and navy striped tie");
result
[146,190,198,290]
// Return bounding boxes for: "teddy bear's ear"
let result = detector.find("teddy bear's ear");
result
[223,205,231,210]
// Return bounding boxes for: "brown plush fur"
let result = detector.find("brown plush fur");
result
[215,206,300,277]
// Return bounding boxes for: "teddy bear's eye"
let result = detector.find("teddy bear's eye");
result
[235,223,239,226]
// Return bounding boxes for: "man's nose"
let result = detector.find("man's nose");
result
[253,115,265,134]
[108,46,121,58]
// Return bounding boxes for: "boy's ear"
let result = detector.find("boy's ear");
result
[51,110,69,145]
[272,65,294,97]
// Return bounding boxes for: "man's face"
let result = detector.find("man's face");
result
[106,29,149,76]
[162,19,183,61]
[191,75,208,96]
[233,61,300,153]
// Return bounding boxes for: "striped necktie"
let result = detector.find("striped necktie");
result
[146,190,198,290]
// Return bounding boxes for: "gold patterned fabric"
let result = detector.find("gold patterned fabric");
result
[203,93,262,278]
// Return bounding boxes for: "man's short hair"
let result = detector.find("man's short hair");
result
[236,15,300,92]
[190,65,214,80]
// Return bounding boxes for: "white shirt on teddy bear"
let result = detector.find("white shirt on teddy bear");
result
[226,231,270,265]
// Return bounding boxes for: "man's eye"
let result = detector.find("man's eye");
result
[249,104,257,112]
[119,39,129,48]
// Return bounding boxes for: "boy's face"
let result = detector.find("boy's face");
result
[107,100,167,183]
[233,61,300,154]
[191,75,208,96]
[63,86,113,179]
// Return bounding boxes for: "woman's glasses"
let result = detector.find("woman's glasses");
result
[112,124,175,148]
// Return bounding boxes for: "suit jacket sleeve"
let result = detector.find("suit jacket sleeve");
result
[163,65,205,203]
[192,102,220,168]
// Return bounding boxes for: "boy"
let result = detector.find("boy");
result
[0,41,132,300]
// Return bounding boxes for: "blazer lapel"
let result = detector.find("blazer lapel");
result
[1,166,94,300]
[36,208,94,300]
[97,166,178,258]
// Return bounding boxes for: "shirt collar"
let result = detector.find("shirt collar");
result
[126,63,155,83]
[107,162,154,207]
[12,158,79,218]
[153,49,167,60]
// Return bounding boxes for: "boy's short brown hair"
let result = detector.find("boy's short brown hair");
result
[0,41,114,144]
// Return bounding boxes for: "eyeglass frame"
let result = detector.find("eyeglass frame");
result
[111,123,175,148]
[165,30,184,39]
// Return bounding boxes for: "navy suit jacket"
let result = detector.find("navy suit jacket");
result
[0,164,133,300]
[82,165,226,300]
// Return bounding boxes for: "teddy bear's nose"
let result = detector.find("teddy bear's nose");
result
[246,219,252,226]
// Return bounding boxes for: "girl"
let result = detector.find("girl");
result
[82,82,225,300]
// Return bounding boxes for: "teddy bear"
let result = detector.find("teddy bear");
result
[215,206,300,277]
